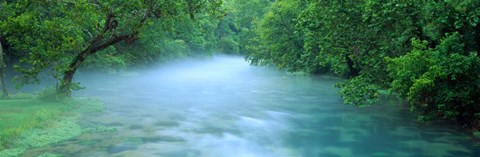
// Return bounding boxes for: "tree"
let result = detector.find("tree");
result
[246,0,307,72]
[335,0,423,107]
[1,0,222,96]
[386,0,480,128]
[112,11,221,65]
[245,0,480,129]
[226,0,271,53]
[0,38,7,99]
[297,0,369,76]
[388,34,480,128]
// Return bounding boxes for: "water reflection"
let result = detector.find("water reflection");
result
[23,55,479,157]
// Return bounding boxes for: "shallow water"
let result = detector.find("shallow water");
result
[23,56,479,157]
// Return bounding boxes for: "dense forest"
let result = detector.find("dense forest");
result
[1,0,480,135]
[241,0,480,130]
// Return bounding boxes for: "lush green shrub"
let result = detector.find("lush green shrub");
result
[337,76,381,108]
[388,34,480,127]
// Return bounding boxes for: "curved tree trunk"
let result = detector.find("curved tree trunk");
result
[58,50,90,96]
[56,11,151,96]
[0,39,8,99]
[57,33,136,96]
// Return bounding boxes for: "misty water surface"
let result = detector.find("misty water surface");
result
[23,56,479,157]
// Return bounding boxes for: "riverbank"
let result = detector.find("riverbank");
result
[0,92,106,157]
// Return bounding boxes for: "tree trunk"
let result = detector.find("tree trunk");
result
[58,50,90,96]
[56,11,152,96]
[0,67,8,99]
[57,34,135,96]
[0,40,8,99]
[345,54,359,78]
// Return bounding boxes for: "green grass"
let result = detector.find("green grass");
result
[0,96,69,149]
[0,100,64,128]
[0,92,105,154]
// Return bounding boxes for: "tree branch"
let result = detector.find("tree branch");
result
[88,34,133,53]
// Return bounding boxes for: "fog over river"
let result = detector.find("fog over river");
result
[22,55,480,157]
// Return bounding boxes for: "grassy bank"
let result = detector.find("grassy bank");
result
[0,92,105,157]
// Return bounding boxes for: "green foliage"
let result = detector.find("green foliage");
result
[1,0,89,85]
[217,37,240,54]
[388,34,480,125]
[0,0,223,94]
[82,47,127,73]
[297,0,367,75]
[74,4,222,67]
[387,39,433,99]
[246,0,306,71]
[37,87,66,102]
[0,0,479,131]
[244,0,480,128]
[337,77,381,108]
[222,0,271,54]
[14,119,82,148]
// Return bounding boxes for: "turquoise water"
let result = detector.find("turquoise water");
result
[23,56,479,157]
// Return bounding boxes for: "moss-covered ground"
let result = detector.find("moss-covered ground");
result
[0,93,105,157]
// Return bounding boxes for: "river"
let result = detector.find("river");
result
[22,55,480,157]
